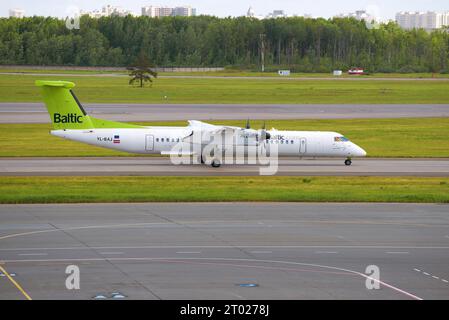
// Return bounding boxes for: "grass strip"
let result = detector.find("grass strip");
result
[1,176,448,204]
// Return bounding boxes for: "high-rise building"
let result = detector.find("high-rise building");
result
[160,7,174,17]
[81,5,133,18]
[335,10,376,22]
[246,6,255,18]
[173,6,193,17]
[142,6,172,17]
[245,6,264,19]
[266,10,287,19]
[9,8,25,18]
[396,11,449,30]
[142,5,196,17]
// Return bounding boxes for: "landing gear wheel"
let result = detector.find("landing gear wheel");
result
[344,159,352,166]
[211,159,221,168]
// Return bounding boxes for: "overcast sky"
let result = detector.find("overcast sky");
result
[2,0,448,20]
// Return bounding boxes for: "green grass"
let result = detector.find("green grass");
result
[1,176,448,203]
[0,68,126,75]
[1,74,449,104]
[1,118,448,158]
[1,68,449,79]
[160,71,449,79]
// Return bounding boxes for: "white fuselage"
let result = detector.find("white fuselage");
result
[51,124,367,159]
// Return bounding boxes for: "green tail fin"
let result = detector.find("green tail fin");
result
[35,80,94,130]
[35,80,143,130]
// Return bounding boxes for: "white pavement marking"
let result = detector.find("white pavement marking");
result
[250,251,273,254]
[413,268,448,285]
[17,253,48,256]
[0,256,423,300]
[386,252,410,254]
[2,245,448,251]
[176,251,201,254]
[315,251,339,254]
[99,252,123,255]
[0,222,171,241]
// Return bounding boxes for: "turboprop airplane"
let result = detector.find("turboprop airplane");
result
[36,80,366,167]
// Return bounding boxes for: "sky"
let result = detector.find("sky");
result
[1,0,448,20]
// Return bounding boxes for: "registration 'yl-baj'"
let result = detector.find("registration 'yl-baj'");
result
[36,80,367,175]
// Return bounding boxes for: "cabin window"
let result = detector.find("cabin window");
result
[177,138,180,142]
[291,140,294,144]
[156,138,159,142]
[286,140,289,144]
[161,138,164,142]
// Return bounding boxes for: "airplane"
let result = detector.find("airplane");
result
[36,80,366,168]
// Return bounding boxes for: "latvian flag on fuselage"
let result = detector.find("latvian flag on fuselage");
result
[113,135,120,144]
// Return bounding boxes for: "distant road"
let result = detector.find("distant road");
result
[1,103,449,123]
[1,157,448,177]
[2,71,449,81]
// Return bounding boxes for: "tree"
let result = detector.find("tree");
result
[127,51,158,88]
[1,15,449,73]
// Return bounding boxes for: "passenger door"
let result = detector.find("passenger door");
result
[299,137,307,155]
[145,135,154,151]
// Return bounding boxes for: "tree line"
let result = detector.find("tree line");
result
[0,15,448,73]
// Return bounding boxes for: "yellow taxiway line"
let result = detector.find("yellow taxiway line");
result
[0,264,32,300]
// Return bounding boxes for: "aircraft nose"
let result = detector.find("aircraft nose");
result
[354,145,367,157]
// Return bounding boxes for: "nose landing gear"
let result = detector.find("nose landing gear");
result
[211,159,221,168]
[344,158,352,166]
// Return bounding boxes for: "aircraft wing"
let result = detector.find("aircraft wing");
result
[187,120,241,135]
[209,126,241,134]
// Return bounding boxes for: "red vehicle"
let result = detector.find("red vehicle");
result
[348,68,365,75]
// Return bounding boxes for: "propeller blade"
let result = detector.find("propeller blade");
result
[259,121,271,140]
[245,118,250,129]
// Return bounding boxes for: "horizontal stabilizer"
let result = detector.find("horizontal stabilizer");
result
[35,80,75,88]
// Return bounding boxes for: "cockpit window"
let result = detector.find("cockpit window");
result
[334,136,349,142]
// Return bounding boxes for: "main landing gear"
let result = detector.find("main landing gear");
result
[200,155,221,168]
[344,158,352,166]
[211,159,221,168]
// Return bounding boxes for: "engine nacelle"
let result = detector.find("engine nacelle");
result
[258,129,271,140]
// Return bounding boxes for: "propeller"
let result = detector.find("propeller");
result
[243,119,270,140]
[259,121,271,140]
